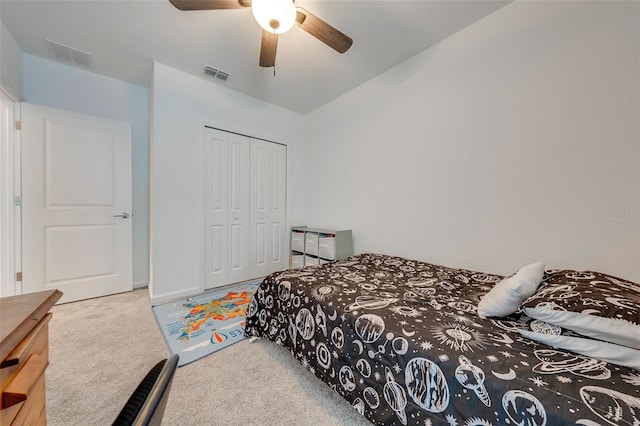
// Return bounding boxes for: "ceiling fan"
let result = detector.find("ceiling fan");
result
[169,0,353,68]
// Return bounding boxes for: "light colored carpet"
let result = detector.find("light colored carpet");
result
[46,288,372,425]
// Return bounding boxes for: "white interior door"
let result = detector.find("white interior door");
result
[250,139,286,278]
[21,103,132,303]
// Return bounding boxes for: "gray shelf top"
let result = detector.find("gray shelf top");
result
[291,226,351,234]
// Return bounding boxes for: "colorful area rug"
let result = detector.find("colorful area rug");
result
[152,281,260,366]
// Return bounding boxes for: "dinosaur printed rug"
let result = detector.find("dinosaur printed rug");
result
[153,281,260,366]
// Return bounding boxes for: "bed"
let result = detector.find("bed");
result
[244,253,640,425]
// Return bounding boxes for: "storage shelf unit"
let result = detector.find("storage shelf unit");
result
[290,226,353,268]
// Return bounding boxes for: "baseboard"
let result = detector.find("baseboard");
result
[149,287,201,306]
[133,280,148,289]
[148,279,263,306]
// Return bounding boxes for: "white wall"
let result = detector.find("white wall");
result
[305,1,640,282]
[23,54,150,287]
[0,21,23,100]
[150,62,305,303]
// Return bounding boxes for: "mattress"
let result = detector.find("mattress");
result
[244,253,640,425]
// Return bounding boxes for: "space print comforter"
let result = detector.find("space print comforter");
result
[244,253,640,426]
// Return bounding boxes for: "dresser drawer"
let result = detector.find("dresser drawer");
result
[0,290,60,426]
[2,355,47,425]
[0,314,51,398]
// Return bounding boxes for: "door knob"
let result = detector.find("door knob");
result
[113,212,130,219]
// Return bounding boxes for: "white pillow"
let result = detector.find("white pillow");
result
[477,262,545,318]
[524,307,640,350]
[520,330,640,371]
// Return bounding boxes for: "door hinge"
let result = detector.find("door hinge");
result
[14,120,21,130]
[14,195,22,206]
[16,272,22,282]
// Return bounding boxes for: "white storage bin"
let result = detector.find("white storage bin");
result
[320,258,331,265]
[291,254,305,269]
[318,237,336,260]
[291,231,305,252]
[305,233,319,255]
[305,255,319,266]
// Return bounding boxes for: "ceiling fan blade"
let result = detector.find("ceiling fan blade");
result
[259,31,278,67]
[168,0,248,11]
[295,7,352,54]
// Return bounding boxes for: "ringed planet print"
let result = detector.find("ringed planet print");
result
[245,253,640,425]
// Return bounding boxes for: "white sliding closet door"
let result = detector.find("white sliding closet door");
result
[250,139,286,278]
[203,128,250,288]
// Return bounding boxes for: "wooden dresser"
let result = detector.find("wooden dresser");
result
[0,290,62,425]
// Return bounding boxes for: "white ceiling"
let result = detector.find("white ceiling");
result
[1,0,510,114]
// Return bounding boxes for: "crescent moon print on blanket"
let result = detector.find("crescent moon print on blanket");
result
[353,339,364,355]
[491,369,517,381]
[244,253,640,425]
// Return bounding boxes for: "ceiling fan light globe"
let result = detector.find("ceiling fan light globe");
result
[251,0,296,34]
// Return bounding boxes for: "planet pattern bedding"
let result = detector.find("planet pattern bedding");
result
[244,253,640,426]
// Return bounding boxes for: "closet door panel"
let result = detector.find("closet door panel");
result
[250,140,271,277]
[256,223,266,265]
[210,225,224,273]
[227,134,251,283]
[250,140,287,277]
[271,222,281,263]
[204,129,229,287]
[269,144,286,269]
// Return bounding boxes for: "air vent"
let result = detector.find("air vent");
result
[204,65,230,82]
[46,39,92,68]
